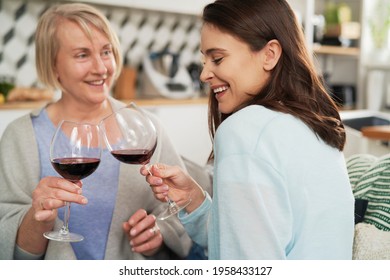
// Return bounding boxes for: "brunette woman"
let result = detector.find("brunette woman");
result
[143,0,354,260]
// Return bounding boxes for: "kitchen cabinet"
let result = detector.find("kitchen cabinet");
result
[143,103,211,166]
[344,125,390,157]
[341,110,390,157]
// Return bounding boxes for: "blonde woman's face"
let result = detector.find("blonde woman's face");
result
[54,19,117,104]
[200,24,270,114]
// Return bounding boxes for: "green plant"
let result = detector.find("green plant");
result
[0,81,14,98]
[369,1,390,49]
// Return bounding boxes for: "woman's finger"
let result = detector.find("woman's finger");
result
[131,228,162,254]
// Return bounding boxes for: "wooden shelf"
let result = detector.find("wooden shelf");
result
[365,64,390,71]
[0,100,49,110]
[122,97,208,107]
[0,97,208,110]
[313,45,360,57]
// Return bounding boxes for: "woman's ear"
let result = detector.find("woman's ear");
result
[263,39,282,71]
[53,62,58,77]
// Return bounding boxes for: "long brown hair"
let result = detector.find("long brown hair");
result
[203,0,345,161]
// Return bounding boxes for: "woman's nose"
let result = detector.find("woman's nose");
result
[93,56,108,74]
[199,64,213,83]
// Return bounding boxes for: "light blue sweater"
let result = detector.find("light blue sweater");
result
[179,105,354,259]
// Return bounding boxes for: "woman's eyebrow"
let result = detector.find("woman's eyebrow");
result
[201,48,226,55]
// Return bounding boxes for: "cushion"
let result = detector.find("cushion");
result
[346,153,390,231]
[346,153,377,189]
[353,223,390,259]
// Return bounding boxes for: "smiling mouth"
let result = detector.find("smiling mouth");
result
[87,80,105,86]
[213,86,228,94]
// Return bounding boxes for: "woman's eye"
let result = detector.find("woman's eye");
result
[212,57,223,64]
[76,53,87,59]
[102,50,112,56]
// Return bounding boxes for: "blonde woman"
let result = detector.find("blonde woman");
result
[0,3,192,260]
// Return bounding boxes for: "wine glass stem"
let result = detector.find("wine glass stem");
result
[146,164,181,213]
[60,201,71,235]
[167,198,180,213]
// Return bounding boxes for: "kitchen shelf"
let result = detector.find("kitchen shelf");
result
[0,100,49,110]
[313,45,360,57]
[0,97,208,110]
[365,64,390,71]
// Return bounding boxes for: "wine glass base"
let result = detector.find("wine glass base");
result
[157,199,191,221]
[43,231,84,242]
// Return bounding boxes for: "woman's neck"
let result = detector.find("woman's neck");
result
[47,97,113,126]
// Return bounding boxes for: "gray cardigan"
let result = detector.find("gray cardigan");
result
[0,97,192,259]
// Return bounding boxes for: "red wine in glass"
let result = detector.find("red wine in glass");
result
[111,145,157,165]
[51,157,101,182]
[45,120,101,242]
[100,102,190,220]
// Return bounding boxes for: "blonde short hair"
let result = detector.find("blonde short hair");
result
[35,3,123,90]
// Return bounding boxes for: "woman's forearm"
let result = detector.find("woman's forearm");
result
[16,207,54,255]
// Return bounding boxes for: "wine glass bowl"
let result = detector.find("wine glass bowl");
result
[44,120,101,242]
[100,102,190,220]
[100,103,157,165]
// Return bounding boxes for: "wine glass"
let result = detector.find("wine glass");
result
[44,120,101,242]
[99,102,191,220]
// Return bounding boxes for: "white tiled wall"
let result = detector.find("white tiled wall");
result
[0,0,202,87]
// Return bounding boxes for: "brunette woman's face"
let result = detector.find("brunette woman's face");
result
[54,19,116,104]
[200,23,270,114]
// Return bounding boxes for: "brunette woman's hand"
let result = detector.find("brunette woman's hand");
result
[140,163,206,213]
[122,209,162,256]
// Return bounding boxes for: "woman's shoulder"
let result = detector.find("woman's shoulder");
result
[220,105,295,134]
[2,113,33,137]
[215,106,283,153]
[216,105,311,150]
[0,113,35,159]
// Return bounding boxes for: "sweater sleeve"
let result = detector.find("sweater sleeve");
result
[178,192,212,249]
[0,114,41,260]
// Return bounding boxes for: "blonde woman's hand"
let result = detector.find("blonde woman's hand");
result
[32,176,86,222]
[16,176,88,255]
[122,209,162,256]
